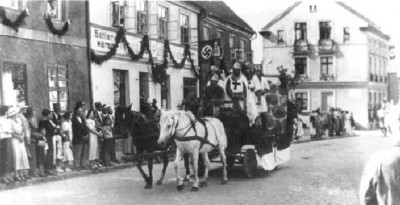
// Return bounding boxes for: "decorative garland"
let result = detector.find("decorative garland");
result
[44,17,70,36]
[90,26,199,81]
[0,7,29,32]
[123,34,149,61]
[91,27,125,65]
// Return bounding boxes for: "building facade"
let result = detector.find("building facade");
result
[89,0,199,111]
[260,1,390,128]
[190,1,255,93]
[0,0,90,110]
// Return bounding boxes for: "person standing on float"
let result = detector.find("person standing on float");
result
[226,62,247,112]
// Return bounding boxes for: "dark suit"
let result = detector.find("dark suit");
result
[72,114,89,168]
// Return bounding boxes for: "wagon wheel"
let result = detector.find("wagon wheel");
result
[242,149,257,178]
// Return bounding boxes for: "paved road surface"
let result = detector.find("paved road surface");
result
[0,131,393,205]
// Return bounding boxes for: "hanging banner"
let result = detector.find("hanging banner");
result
[198,40,215,65]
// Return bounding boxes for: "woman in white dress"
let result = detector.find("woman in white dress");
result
[86,110,100,169]
[344,111,352,135]
[61,111,74,172]
[8,107,30,181]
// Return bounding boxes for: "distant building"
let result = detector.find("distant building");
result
[260,1,390,128]
[190,1,255,93]
[0,0,90,110]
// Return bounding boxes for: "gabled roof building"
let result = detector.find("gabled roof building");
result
[260,1,391,128]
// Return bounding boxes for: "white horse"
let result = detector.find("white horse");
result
[157,110,228,191]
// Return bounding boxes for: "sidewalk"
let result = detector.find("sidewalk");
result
[0,163,134,191]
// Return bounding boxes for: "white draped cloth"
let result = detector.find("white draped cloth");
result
[252,75,270,114]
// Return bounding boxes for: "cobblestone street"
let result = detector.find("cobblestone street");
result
[0,131,392,205]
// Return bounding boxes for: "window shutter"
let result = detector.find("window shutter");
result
[125,0,136,32]
[148,2,158,38]
[168,20,178,41]
[189,13,197,47]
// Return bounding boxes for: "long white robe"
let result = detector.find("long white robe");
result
[246,76,258,125]
[252,75,270,114]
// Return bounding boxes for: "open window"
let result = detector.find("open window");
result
[136,0,148,34]
[319,21,332,40]
[47,0,67,21]
[158,6,168,39]
[295,92,309,111]
[295,23,307,41]
[111,1,126,28]
[180,14,189,44]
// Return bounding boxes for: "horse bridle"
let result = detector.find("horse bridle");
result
[169,113,216,149]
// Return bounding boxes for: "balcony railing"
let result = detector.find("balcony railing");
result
[320,73,335,81]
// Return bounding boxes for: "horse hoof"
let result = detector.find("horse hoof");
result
[190,186,199,192]
[221,180,228,185]
[156,180,163,185]
[199,181,208,187]
[144,184,152,189]
[177,185,184,191]
[183,175,190,182]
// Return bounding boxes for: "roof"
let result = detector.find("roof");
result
[191,1,255,35]
[260,1,390,40]
[261,1,302,31]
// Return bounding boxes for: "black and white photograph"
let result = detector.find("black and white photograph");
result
[0,0,399,204]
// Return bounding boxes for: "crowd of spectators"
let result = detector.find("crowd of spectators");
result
[0,101,121,185]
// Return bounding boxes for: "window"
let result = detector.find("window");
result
[295,58,307,75]
[295,92,308,111]
[319,21,332,40]
[277,30,285,45]
[112,1,126,28]
[203,26,211,41]
[229,35,235,48]
[217,30,224,41]
[320,57,333,76]
[295,23,307,40]
[136,0,148,34]
[343,27,350,43]
[0,0,19,9]
[158,6,168,39]
[2,62,27,106]
[183,78,197,100]
[180,14,189,44]
[48,64,68,111]
[47,0,65,20]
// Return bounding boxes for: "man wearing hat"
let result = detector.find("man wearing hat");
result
[72,101,89,170]
[204,74,225,117]
[226,62,247,112]
[94,102,104,128]
[51,103,63,172]
[152,99,161,120]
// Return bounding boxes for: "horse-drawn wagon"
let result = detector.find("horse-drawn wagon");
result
[209,76,292,178]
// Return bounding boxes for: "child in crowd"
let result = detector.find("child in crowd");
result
[61,111,74,172]
[102,116,114,167]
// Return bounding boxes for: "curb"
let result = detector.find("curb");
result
[0,163,134,191]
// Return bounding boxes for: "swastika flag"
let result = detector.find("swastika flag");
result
[198,40,215,65]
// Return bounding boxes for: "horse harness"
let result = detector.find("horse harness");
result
[173,113,217,150]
